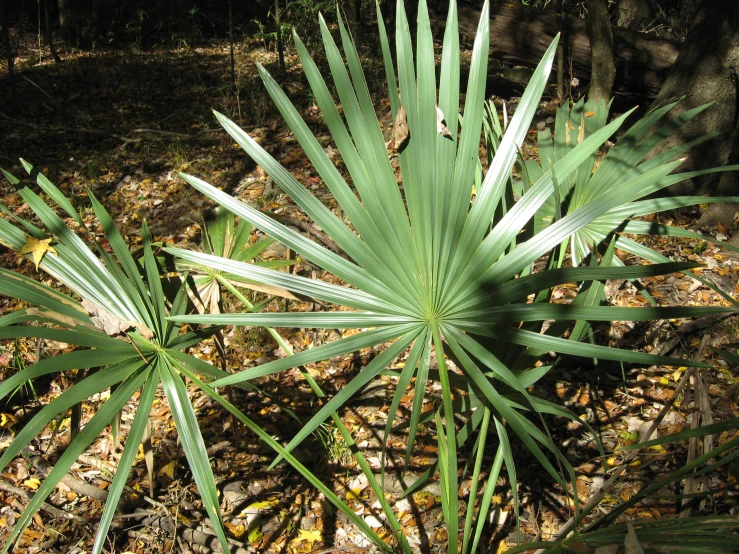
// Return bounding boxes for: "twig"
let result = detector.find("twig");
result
[0,112,130,142]
[313,546,368,554]
[113,509,161,520]
[206,440,232,457]
[77,453,117,475]
[0,480,89,524]
[19,75,61,108]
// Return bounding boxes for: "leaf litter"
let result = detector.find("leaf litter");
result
[1,26,739,554]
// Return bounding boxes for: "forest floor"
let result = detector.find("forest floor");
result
[1,31,739,554]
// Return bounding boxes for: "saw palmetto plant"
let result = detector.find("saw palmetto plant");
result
[0,164,398,553]
[512,96,739,300]
[175,207,296,316]
[167,0,738,551]
[174,208,297,369]
[0,162,240,554]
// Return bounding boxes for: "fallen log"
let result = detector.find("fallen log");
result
[452,2,681,98]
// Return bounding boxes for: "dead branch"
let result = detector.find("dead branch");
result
[131,514,255,554]
[266,212,349,260]
[655,313,730,356]
[22,447,109,503]
[0,479,89,524]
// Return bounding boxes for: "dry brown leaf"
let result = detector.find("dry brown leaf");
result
[18,235,57,271]
[435,105,452,138]
[624,521,645,554]
[393,105,410,150]
[82,299,154,339]
[26,307,92,329]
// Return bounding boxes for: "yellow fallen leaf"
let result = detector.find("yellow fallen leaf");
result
[346,487,363,500]
[238,498,280,518]
[244,499,279,511]
[297,528,322,544]
[225,522,246,538]
[159,460,176,478]
[18,235,57,271]
[23,478,42,490]
[0,413,15,428]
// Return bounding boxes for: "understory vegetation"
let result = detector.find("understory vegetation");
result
[1,1,738,553]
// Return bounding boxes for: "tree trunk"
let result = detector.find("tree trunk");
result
[57,0,73,43]
[91,0,104,48]
[555,0,565,100]
[585,0,615,103]
[453,1,680,98]
[648,0,739,224]
[275,0,284,72]
[229,0,235,87]
[43,0,61,62]
[0,0,15,107]
[351,0,363,41]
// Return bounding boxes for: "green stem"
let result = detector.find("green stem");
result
[462,406,490,553]
[431,322,458,553]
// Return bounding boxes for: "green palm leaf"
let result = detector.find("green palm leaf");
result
[156,1,736,551]
[0,167,266,554]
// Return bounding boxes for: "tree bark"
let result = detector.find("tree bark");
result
[275,0,284,72]
[91,0,104,48]
[555,0,565,100]
[585,0,615,103]
[57,0,73,43]
[0,0,15,107]
[43,0,61,62]
[648,0,739,223]
[229,0,235,86]
[350,0,363,41]
[453,1,680,98]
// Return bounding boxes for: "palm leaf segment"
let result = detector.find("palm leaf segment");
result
[523,96,739,276]
[168,0,735,549]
